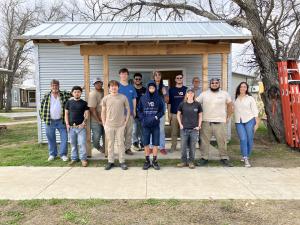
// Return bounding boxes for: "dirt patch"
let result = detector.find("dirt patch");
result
[0,200,299,225]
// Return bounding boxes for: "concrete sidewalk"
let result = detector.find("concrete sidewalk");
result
[0,167,299,200]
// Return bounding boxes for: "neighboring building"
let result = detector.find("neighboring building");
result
[11,84,36,108]
[19,21,252,149]
[232,71,259,97]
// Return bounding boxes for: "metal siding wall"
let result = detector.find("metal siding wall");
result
[37,50,232,142]
[108,55,202,89]
[37,44,103,143]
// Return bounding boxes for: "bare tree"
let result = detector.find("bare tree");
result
[0,0,69,112]
[102,0,300,142]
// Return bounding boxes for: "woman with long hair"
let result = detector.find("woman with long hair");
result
[151,71,169,155]
[234,82,259,167]
[177,89,202,168]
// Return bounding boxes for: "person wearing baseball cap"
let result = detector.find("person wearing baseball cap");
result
[177,88,202,169]
[88,77,105,153]
[196,77,234,167]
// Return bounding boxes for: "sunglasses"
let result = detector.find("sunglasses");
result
[135,78,142,80]
[211,82,219,84]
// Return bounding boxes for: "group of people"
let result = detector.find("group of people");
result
[40,68,259,169]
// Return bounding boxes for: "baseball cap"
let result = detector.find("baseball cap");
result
[93,77,103,85]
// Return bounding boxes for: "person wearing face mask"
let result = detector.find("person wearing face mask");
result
[196,78,234,167]
[137,81,165,170]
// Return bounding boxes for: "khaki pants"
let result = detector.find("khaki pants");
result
[171,113,180,151]
[105,125,125,163]
[200,121,229,160]
[124,116,134,150]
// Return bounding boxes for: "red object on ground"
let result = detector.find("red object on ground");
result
[277,60,300,148]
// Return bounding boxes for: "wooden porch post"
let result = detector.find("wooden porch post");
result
[202,53,208,91]
[222,53,228,91]
[84,55,92,157]
[103,54,109,157]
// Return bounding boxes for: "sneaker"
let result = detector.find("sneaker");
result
[152,161,160,170]
[143,161,151,170]
[125,149,134,155]
[98,146,105,154]
[48,155,55,161]
[61,155,69,162]
[105,163,114,170]
[68,160,77,166]
[132,142,140,151]
[197,158,208,166]
[120,163,128,170]
[241,158,245,162]
[160,149,167,155]
[220,159,233,167]
[244,159,251,168]
[81,160,88,167]
[176,162,187,168]
[188,162,195,169]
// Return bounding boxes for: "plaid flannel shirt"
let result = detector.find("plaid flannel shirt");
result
[39,90,71,125]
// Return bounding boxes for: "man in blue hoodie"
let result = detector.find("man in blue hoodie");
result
[137,82,164,170]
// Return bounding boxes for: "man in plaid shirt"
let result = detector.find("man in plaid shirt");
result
[40,79,71,162]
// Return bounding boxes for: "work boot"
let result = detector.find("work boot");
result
[120,163,128,170]
[197,158,208,166]
[220,159,233,167]
[176,162,187,168]
[105,163,114,170]
[188,162,195,169]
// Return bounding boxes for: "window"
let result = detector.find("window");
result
[14,90,18,102]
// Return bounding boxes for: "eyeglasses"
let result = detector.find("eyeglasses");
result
[135,78,141,81]
[211,82,219,85]
[176,77,183,80]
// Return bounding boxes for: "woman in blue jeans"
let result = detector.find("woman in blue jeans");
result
[234,82,259,167]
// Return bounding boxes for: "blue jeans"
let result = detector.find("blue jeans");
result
[70,128,87,161]
[143,125,160,146]
[91,121,105,150]
[132,118,143,145]
[235,118,256,158]
[180,129,198,163]
[45,119,68,157]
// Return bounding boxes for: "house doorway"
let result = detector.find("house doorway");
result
[160,70,183,88]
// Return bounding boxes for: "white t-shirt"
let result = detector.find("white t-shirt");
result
[50,94,62,120]
[196,89,232,123]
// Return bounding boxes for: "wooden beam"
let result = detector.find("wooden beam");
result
[80,43,230,56]
[202,53,208,91]
[83,55,92,157]
[102,54,109,157]
[222,53,228,91]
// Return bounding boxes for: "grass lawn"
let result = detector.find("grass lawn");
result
[0,108,36,113]
[0,116,14,123]
[0,123,300,167]
[0,199,299,225]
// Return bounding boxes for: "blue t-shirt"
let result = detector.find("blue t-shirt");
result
[168,86,187,114]
[119,83,137,116]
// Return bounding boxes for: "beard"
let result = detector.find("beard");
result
[210,87,220,92]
